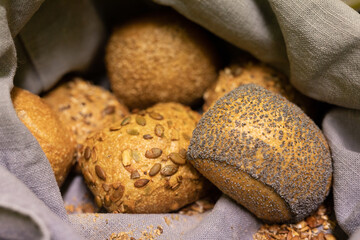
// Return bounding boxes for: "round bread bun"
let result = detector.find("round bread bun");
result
[203,61,297,112]
[188,84,332,223]
[44,78,129,146]
[79,102,209,213]
[11,87,76,186]
[105,11,218,109]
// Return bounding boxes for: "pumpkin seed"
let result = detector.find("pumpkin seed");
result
[149,163,161,176]
[160,165,178,176]
[169,152,186,165]
[126,129,139,135]
[121,117,131,126]
[134,179,150,188]
[149,112,164,120]
[95,165,106,180]
[155,124,164,137]
[145,148,162,159]
[136,115,146,126]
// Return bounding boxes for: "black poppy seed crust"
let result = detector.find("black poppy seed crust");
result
[187,84,332,223]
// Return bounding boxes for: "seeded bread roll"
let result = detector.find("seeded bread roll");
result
[44,78,129,146]
[79,102,208,213]
[11,87,76,186]
[202,61,318,120]
[188,84,332,223]
[105,11,218,109]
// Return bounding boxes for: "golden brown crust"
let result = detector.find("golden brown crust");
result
[203,62,296,112]
[11,87,76,186]
[105,11,218,109]
[188,84,332,223]
[79,102,209,213]
[44,78,129,145]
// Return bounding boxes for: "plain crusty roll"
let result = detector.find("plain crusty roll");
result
[188,84,332,223]
[11,87,76,186]
[105,11,218,109]
[79,102,209,213]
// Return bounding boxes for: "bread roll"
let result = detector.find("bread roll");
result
[11,87,76,186]
[105,11,218,109]
[188,84,332,223]
[79,102,209,213]
[44,78,129,145]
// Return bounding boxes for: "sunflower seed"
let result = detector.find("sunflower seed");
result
[179,148,187,158]
[104,195,111,207]
[131,150,140,162]
[102,183,110,192]
[160,165,178,176]
[145,148,162,159]
[121,117,131,126]
[149,163,161,176]
[95,196,102,208]
[95,165,106,180]
[110,126,121,131]
[122,150,132,167]
[170,130,179,141]
[136,115,146,126]
[169,152,186,165]
[102,105,115,116]
[155,124,164,137]
[126,129,139,135]
[149,112,164,120]
[130,170,140,179]
[84,147,91,160]
[143,134,153,140]
[111,185,124,200]
[83,169,94,184]
[134,179,150,188]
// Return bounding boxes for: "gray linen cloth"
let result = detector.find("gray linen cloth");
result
[0,0,359,239]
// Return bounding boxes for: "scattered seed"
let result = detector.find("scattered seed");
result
[136,115,146,126]
[95,196,102,208]
[155,124,164,137]
[149,163,161,176]
[149,112,164,120]
[145,148,162,159]
[143,134,153,140]
[102,183,110,192]
[130,170,140,179]
[122,150,132,167]
[95,165,106,180]
[179,148,187,158]
[84,147,91,160]
[102,105,115,116]
[157,226,163,234]
[126,129,139,135]
[160,165,178,176]
[134,179,150,188]
[121,117,131,126]
[169,152,186,165]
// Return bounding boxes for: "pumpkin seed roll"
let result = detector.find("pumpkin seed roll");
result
[79,102,209,213]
